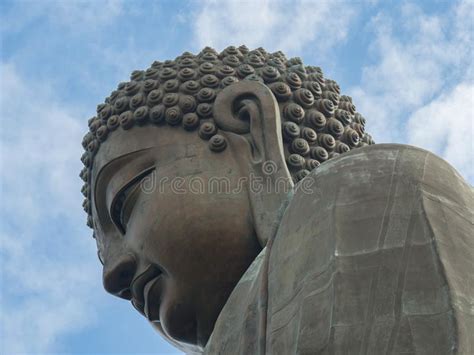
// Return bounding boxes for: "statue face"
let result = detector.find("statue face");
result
[91,125,261,348]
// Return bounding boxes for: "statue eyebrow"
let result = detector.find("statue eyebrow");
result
[94,147,153,185]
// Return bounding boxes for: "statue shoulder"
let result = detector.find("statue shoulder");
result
[266,144,473,354]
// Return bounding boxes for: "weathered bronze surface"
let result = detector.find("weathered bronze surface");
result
[80,47,473,354]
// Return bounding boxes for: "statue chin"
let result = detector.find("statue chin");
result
[159,299,198,346]
[150,322,204,355]
[80,46,473,354]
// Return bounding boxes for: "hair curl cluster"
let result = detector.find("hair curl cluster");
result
[80,45,375,228]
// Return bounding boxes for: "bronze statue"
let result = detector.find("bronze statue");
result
[80,46,473,354]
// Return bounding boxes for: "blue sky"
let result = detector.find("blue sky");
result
[0,0,472,354]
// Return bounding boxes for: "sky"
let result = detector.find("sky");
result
[0,0,472,354]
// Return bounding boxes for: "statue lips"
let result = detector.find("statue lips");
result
[130,265,163,319]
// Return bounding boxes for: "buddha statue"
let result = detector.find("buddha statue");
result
[80,46,473,354]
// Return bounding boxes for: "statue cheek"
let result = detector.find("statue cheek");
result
[100,231,128,267]
[124,193,161,250]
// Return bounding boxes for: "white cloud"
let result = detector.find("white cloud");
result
[50,0,123,30]
[347,0,474,184]
[350,1,473,146]
[0,63,100,353]
[192,0,355,55]
[407,83,473,181]
[1,231,98,353]
[1,0,124,34]
[1,63,85,221]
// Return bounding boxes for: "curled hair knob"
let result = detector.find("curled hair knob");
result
[209,134,227,152]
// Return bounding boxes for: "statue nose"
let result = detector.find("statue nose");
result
[103,253,137,300]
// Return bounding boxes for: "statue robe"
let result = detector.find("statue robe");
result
[204,144,473,355]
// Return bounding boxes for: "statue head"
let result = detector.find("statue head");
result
[80,45,373,352]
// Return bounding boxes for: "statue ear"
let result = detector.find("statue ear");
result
[214,80,286,165]
[214,81,293,246]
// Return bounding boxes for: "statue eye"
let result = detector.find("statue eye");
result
[110,168,155,234]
